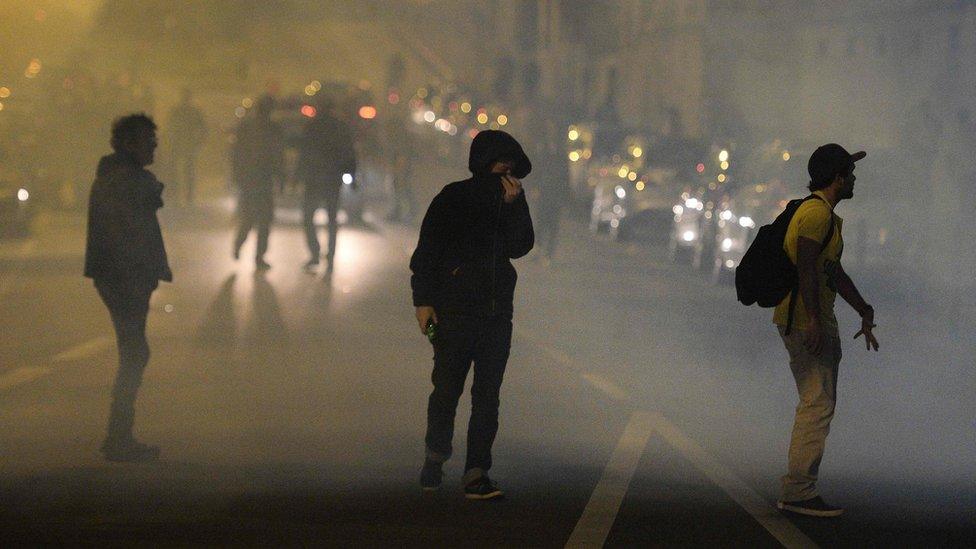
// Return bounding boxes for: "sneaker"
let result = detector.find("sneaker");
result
[101,440,161,463]
[464,475,504,500]
[255,259,271,271]
[420,459,443,492]
[777,496,843,517]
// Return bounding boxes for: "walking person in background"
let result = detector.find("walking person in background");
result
[84,114,172,462]
[166,89,207,205]
[775,144,879,517]
[410,130,534,499]
[231,95,283,270]
[297,98,357,273]
[533,118,571,264]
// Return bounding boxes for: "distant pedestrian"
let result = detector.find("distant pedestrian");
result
[533,118,571,262]
[232,96,283,270]
[774,144,879,517]
[410,130,534,499]
[84,113,172,462]
[167,89,207,205]
[297,98,357,272]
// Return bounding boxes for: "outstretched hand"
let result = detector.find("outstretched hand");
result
[853,310,879,351]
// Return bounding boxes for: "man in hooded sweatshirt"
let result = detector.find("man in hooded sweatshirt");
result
[410,130,534,499]
[85,113,172,462]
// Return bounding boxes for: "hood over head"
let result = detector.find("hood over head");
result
[468,130,532,179]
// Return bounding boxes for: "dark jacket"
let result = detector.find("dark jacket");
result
[84,152,172,284]
[232,117,284,195]
[297,113,357,194]
[410,130,534,318]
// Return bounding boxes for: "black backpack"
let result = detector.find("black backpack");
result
[735,195,834,334]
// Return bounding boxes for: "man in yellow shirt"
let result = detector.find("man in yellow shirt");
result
[775,144,880,517]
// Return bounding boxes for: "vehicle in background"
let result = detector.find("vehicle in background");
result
[711,180,790,284]
[0,181,34,238]
[669,191,711,267]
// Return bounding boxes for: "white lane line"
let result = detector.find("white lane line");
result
[52,336,115,363]
[649,412,819,549]
[0,366,51,390]
[565,410,656,548]
[580,372,631,402]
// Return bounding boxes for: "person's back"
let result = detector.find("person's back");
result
[233,116,283,193]
[298,113,356,193]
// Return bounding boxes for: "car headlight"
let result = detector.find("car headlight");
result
[342,173,353,185]
[682,230,696,242]
[615,185,626,199]
[721,238,733,252]
[738,216,755,228]
[17,188,29,202]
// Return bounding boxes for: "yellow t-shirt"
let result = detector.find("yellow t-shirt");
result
[773,191,844,332]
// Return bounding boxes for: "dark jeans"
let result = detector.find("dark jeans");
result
[425,315,512,479]
[235,193,273,261]
[304,188,341,261]
[95,279,156,445]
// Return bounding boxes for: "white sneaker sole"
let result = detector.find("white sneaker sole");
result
[777,500,844,517]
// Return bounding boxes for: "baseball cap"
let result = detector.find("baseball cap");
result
[808,144,866,186]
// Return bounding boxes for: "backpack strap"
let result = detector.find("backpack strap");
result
[784,195,836,336]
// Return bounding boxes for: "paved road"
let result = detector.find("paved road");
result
[0,202,973,547]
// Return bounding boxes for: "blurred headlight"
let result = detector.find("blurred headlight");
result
[738,216,755,228]
[682,230,696,242]
[342,173,353,185]
[17,188,29,202]
[615,185,626,199]
[673,205,684,215]
[721,238,733,252]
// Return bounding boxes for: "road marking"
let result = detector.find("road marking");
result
[580,372,631,402]
[0,366,51,390]
[649,412,818,549]
[52,336,115,363]
[565,410,657,548]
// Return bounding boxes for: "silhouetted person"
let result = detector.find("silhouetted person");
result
[298,99,357,272]
[232,96,283,270]
[167,89,207,205]
[411,130,534,499]
[774,144,879,517]
[84,113,171,462]
[385,107,416,223]
[534,118,571,262]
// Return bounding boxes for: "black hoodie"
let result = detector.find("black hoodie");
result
[84,152,172,284]
[410,130,534,318]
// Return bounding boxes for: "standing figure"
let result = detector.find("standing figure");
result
[84,114,172,462]
[410,130,534,499]
[167,89,208,205]
[774,144,879,517]
[297,99,357,272]
[232,96,283,270]
[533,118,571,262]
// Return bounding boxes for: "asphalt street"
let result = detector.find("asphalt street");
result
[0,199,973,547]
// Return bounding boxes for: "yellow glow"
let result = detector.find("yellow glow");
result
[569,151,581,162]
[720,161,729,170]
[719,149,729,162]
[632,146,643,158]
[497,114,508,126]
[311,80,322,91]
[635,181,646,191]
[0,102,4,111]
[628,171,638,181]
[568,129,580,141]
[717,174,727,183]
[782,151,791,161]
[0,87,9,98]
[617,167,629,178]
[583,149,592,159]
[477,113,489,124]
[304,85,316,96]
[460,102,472,113]
[417,88,428,98]
[242,97,253,108]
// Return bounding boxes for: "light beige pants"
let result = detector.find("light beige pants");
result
[778,325,842,502]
